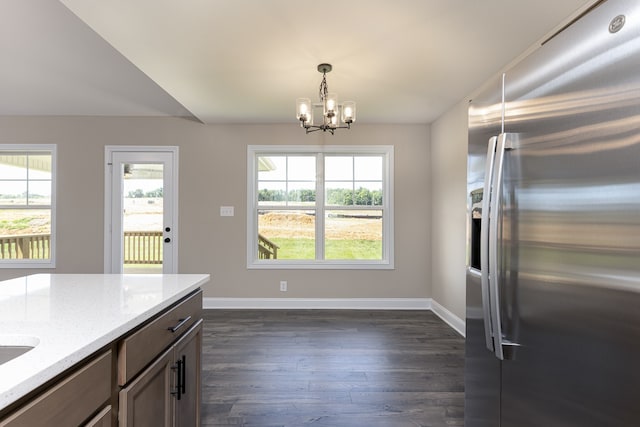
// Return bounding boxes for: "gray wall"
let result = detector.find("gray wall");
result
[429,100,469,320]
[0,117,433,301]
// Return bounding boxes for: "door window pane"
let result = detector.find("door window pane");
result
[122,163,164,273]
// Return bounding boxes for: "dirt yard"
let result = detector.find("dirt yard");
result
[0,209,50,235]
[259,211,381,240]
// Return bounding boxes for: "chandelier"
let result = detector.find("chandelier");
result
[296,63,356,134]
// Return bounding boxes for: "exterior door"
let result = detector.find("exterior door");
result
[105,147,178,273]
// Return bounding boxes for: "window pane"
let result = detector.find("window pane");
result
[258,156,286,180]
[28,181,52,205]
[325,210,382,260]
[28,155,52,180]
[326,182,354,206]
[0,181,27,205]
[258,210,315,260]
[258,181,287,206]
[287,182,316,205]
[287,156,316,181]
[0,155,27,180]
[0,209,51,260]
[354,182,383,206]
[354,156,382,180]
[325,156,353,181]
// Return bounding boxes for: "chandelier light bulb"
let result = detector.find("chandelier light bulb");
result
[296,98,312,124]
[324,93,338,119]
[342,101,356,124]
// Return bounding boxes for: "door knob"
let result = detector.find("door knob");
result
[164,237,171,243]
[165,227,171,232]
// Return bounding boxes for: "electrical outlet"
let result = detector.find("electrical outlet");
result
[280,281,287,292]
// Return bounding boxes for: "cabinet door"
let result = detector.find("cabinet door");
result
[119,347,174,427]
[85,405,112,427]
[173,320,203,427]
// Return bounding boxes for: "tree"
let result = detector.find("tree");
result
[128,189,144,198]
[258,189,286,202]
[145,188,163,198]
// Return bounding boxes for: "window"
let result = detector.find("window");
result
[0,145,56,268]
[247,145,393,269]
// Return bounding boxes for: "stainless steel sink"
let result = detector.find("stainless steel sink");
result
[0,336,39,365]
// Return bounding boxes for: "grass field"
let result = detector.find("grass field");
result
[259,211,383,260]
[270,237,382,260]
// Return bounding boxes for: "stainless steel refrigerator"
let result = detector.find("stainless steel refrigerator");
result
[465,0,640,425]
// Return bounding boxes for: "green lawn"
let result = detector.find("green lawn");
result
[271,238,382,260]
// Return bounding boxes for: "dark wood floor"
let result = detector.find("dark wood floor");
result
[201,310,464,427]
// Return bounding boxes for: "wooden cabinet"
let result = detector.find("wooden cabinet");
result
[117,291,201,386]
[173,321,202,427]
[119,321,202,427]
[118,290,203,427]
[0,289,202,427]
[0,351,112,427]
[85,406,113,427]
[118,346,174,427]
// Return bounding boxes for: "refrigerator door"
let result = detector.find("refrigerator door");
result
[465,77,503,427]
[500,0,640,425]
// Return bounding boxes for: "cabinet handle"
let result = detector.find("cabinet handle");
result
[168,316,192,333]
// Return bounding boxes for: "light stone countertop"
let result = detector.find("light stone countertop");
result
[0,273,209,411]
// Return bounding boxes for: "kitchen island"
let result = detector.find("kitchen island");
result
[0,273,209,425]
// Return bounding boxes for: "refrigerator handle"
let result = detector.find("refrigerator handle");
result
[480,136,498,353]
[489,133,507,360]
[489,133,520,361]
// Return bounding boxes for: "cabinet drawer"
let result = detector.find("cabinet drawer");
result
[118,290,202,385]
[0,350,112,427]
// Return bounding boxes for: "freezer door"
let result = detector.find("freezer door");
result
[500,1,640,425]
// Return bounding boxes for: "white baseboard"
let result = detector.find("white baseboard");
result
[202,297,465,337]
[430,299,466,337]
[203,297,431,310]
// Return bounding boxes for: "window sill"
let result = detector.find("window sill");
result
[247,260,394,270]
[0,261,55,269]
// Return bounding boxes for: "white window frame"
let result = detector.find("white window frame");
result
[0,144,57,269]
[247,145,394,270]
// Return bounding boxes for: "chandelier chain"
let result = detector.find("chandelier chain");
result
[318,72,329,102]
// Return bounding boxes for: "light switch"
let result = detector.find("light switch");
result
[220,206,234,217]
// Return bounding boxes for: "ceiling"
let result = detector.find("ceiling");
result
[2,0,592,125]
